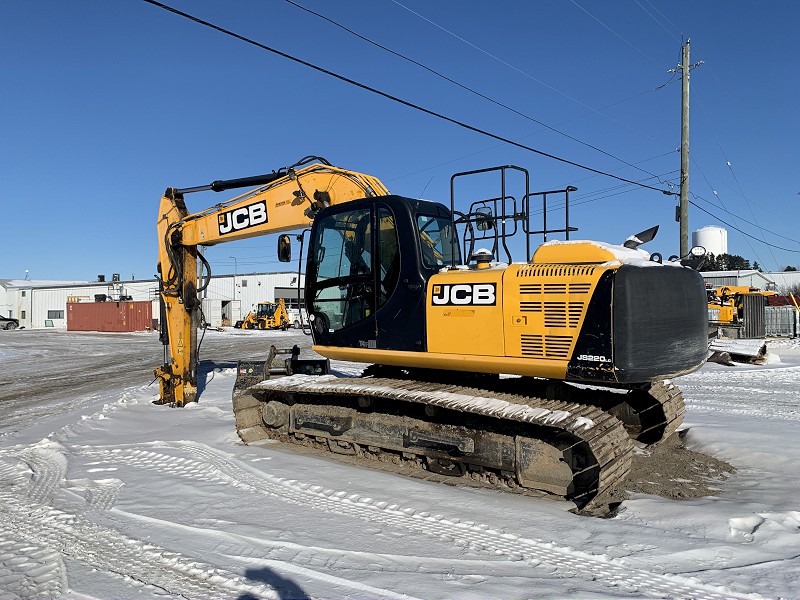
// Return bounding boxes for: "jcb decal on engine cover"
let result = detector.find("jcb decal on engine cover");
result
[431,283,496,306]
[218,201,268,235]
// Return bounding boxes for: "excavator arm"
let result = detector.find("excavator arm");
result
[155,157,389,405]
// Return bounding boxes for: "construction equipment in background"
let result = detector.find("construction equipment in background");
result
[155,157,709,511]
[707,284,777,339]
[234,299,290,330]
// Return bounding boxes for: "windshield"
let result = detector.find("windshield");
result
[257,304,276,318]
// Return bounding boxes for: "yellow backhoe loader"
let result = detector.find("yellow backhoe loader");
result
[234,299,290,330]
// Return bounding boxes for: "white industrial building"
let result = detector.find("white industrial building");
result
[699,270,800,294]
[699,269,777,291]
[0,271,304,330]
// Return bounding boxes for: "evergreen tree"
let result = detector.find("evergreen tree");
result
[702,253,755,271]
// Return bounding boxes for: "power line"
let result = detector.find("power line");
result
[390,0,678,150]
[390,0,585,105]
[692,87,780,268]
[144,1,796,261]
[284,0,663,181]
[689,186,800,245]
[639,0,682,39]
[688,200,800,254]
[141,0,675,196]
[633,0,682,43]
[568,0,660,65]
[569,149,678,185]
[512,171,681,225]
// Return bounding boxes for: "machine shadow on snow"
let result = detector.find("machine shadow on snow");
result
[238,566,308,600]
[197,359,238,397]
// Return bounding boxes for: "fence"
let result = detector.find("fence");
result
[765,306,797,338]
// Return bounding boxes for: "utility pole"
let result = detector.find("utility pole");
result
[674,39,703,257]
[679,39,691,258]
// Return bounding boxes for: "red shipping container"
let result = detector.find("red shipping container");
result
[67,301,153,332]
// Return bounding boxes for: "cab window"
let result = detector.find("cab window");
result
[417,215,459,268]
[377,207,399,307]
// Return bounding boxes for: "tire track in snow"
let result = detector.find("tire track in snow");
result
[0,530,68,600]
[19,441,68,504]
[77,440,762,600]
[680,365,800,422]
[0,446,285,600]
[0,458,69,599]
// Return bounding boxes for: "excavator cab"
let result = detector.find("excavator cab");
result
[305,195,458,353]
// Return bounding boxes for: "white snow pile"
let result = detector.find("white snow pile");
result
[542,238,651,260]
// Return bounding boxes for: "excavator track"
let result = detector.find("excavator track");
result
[497,379,685,447]
[359,365,686,447]
[233,374,635,510]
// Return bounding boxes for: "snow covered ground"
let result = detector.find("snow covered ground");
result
[1,329,798,599]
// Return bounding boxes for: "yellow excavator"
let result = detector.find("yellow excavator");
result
[234,299,290,330]
[155,156,708,510]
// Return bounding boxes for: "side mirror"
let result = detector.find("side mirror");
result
[277,234,291,263]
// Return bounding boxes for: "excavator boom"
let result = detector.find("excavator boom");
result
[155,158,389,405]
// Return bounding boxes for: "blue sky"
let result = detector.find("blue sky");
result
[2,1,798,281]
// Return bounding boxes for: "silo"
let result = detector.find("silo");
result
[692,226,727,256]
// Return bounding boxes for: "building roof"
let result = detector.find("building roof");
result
[700,270,775,283]
[2,279,90,290]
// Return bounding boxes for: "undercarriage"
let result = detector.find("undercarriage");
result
[232,365,686,513]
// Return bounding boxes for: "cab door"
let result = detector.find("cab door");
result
[306,205,378,348]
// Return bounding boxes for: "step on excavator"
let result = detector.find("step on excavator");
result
[155,156,708,512]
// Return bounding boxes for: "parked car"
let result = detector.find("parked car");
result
[1,315,19,330]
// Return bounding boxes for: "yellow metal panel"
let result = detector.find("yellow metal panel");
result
[426,268,505,356]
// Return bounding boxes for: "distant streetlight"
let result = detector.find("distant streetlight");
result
[24,269,29,281]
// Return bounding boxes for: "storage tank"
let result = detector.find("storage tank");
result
[692,226,727,256]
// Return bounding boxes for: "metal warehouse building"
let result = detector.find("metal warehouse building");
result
[0,271,303,330]
[699,269,777,291]
[699,270,800,294]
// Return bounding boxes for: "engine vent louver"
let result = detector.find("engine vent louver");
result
[519,301,584,328]
[511,263,601,360]
[516,265,596,278]
[520,334,572,358]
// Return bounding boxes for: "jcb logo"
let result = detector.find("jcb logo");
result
[218,201,268,235]
[431,283,496,306]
